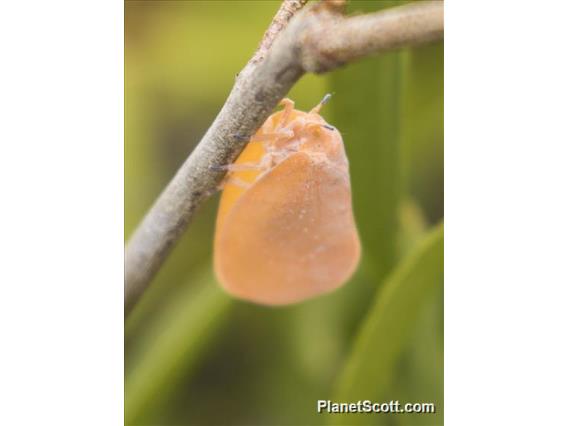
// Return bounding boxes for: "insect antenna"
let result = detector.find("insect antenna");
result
[310,93,333,114]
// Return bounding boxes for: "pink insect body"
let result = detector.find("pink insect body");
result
[214,97,361,305]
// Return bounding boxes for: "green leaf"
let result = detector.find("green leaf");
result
[125,270,232,425]
[395,286,444,426]
[329,1,405,280]
[400,42,444,222]
[330,223,443,425]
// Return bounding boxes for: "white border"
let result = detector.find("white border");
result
[446,1,568,424]
[0,1,123,425]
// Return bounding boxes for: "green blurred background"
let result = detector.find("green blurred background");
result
[125,1,443,425]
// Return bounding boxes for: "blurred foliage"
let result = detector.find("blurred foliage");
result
[331,223,443,425]
[125,1,443,425]
[125,269,232,425]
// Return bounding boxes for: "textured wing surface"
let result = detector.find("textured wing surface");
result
[214,151,360,305]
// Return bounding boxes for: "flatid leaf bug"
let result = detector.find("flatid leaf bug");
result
[214,95,361,305]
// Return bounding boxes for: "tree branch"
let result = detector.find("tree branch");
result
[300,0,444,72]
[125,0,444,317]
[249,0,308,67]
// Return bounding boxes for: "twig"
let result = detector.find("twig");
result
[124,0,309,316]
[300,1,444,72]
[125,0,444,317]
[249,0,308,67]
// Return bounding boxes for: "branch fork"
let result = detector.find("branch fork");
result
[125,0,444,316]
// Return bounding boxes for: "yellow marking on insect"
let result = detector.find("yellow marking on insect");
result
[214,96,361,305]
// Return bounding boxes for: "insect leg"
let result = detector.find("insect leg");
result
[217,176,252,191]
[209,162,265,173]
[250,129,294,143]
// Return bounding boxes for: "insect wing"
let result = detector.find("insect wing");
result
[214,151,360,305]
